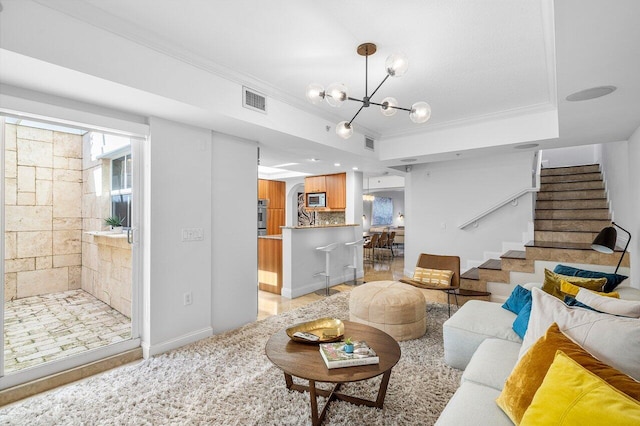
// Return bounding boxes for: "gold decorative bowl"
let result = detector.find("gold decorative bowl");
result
[286,318,345,344]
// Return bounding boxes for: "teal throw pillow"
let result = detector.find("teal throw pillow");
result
[553,264,627,293]
[512,300,532,339]
[502,285,532,314]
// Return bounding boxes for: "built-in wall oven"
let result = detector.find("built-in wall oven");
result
[258,199,268,236]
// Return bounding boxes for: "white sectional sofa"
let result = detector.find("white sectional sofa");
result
[435,284,640,425]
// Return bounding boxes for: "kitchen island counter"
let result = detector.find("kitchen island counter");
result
[282,224,359,230]
[282,224,363,298]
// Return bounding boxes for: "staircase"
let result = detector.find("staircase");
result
[455,164,630,304]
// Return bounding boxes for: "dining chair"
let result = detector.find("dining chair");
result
[363,233,379,262]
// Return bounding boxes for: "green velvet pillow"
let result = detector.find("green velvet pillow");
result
[495,323,640,425]
[541,269,607,300]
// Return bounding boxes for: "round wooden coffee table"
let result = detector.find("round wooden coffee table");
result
[265,320,401,426]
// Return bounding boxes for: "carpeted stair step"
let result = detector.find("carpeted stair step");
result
[534,230,600,244]
[534,219,610,232]
[500,250,534,273]
[478,259,510,283]
[535,208,610,220]
[540,171,602,183]
[525,240,630,267]
[536,189,606,201]
[535,199,609,210]
[539,180,604,191]
[540,164,600,176]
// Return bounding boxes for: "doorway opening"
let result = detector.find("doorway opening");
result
[3,117,136,375]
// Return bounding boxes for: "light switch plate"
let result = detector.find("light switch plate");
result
[182,228,204,242]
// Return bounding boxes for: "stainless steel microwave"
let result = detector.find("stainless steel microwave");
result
[307,192,326,208]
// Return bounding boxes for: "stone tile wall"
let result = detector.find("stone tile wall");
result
[82,234,132,318]
[80,134,131,318]
[4,124,82,301]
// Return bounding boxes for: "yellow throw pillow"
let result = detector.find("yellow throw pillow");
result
[560,279,619,298]
[520,351,640,426]
[496,323,640,424]
[541,268,607,300]
[412,267,453,287]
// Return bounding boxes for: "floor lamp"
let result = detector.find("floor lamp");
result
[591,222,631,274]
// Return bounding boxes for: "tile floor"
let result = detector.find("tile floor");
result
[257,247,407,320]
[4,289,131,373]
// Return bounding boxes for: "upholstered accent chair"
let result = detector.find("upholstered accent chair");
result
[401,253,461,316]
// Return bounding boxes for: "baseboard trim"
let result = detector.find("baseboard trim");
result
[142,327,213,358]
[0,348,143,407]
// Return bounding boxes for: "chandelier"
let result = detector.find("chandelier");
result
[305,42,431,139]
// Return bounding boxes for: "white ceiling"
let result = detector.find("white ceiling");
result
[78,0,553,138]
[1,0,639,178]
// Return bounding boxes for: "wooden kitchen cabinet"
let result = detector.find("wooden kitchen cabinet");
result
[258,179,269,200]
[267,180,285,209]
[258,179,285,234]
[325,173,346,209]
[304,175,326,193]
[267,208,285,235]
[258,237,282,294]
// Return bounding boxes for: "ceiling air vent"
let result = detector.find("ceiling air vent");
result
[243,87,267,113]
[365,137,375,151]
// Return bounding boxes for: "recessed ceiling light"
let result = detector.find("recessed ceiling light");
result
[566,86,616,102]
[514,143,539,150]
[400,158,417,163]
[352,167,359,170]
[309,158,319,162]
[334,163,341,167]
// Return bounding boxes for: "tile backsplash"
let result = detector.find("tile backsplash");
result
[316,211,345,225]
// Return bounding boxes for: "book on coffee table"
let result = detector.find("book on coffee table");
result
[319,340,379,369]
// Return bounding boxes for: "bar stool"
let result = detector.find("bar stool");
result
[344,239,365,286]
[314,242,341,296]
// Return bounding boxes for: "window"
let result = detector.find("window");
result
[111,154,132,227]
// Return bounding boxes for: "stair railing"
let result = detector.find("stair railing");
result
[458,151,542,230]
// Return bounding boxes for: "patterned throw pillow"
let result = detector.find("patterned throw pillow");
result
[412,267,453,287]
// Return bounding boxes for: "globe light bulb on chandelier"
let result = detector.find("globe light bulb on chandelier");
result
[305,43,431,139]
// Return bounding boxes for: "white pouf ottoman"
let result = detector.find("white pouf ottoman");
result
[349,280,427,341]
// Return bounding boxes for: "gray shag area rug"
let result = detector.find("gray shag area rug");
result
[0,292,462,425]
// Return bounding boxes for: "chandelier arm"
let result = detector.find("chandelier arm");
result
[368,101,412,112]
[347,97,365,104]
[368,74,390,100]
[347,105,366,126]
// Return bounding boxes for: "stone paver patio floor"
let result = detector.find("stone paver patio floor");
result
[4,289,131,373]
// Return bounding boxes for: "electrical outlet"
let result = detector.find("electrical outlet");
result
[183,292,193,306]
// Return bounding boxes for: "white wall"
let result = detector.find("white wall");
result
[211,133,258,332]
[626,125,640,288]
[600,141,632,228]
[346,171,363,225]
[540,145,601,168]
[284,178,305,227]
[405,151,535,273]
[145,117,213,356]
[363,190,405,229]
